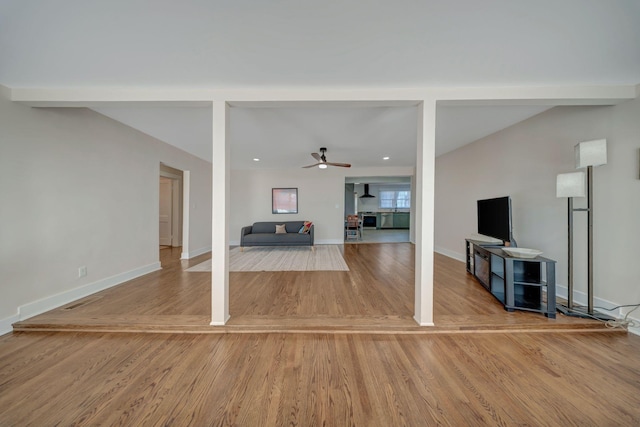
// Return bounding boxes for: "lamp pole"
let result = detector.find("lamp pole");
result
[567,197,574,310]
[558,139,611,320]
[587,165,594,314]
[564,165,613,320]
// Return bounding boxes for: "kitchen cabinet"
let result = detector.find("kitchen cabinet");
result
[393,213,410,229]
[376,212,410,229]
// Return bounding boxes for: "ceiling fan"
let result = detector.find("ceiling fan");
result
[302,147,351,169]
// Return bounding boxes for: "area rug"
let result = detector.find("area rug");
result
[185,245,349,272]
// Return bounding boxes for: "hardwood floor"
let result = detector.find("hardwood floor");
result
[1,330,639,425]
[13,244,611,333]
[2,244,640,425]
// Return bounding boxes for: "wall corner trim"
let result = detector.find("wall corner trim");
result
[0,314,21,337]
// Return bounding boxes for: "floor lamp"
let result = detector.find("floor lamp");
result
[556,139,613,320]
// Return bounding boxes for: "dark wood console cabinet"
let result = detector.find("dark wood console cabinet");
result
[466,239,557,318]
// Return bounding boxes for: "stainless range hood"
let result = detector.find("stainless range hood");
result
[360,184,375,198]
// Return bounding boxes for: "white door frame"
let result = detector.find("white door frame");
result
[160,164,186,249]
[159,176,173,246]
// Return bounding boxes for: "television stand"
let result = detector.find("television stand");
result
[466,239,557,318]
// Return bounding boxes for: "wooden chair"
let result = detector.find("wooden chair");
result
[345,215,361,240]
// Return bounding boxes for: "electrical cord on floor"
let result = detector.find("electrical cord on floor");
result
[594,303,640,331]
[594,303,640,311]
[557,302,640,330]
[557,305,612,324]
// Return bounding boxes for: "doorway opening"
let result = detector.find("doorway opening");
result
[344,176,413,244]
[159,163,185,258]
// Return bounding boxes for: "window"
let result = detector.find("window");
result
[379,189,411,209]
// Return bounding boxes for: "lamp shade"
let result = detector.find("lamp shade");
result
[556,171,586,198]
[575,139,607,168]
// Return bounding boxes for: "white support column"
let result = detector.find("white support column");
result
[414,100,436,326]
[180,170,191,260]
[211,101,230,325]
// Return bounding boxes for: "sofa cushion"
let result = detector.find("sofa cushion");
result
[275,224,287,234]
[251,222,277,233]
[251,221,306,234]
[298,221,313,234]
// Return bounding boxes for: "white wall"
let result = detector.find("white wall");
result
[435,96,640,327]
[230,166,415,245]
[0,89,212,333]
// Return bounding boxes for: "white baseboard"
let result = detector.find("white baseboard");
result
[316,239,344,245]
[555,285,617,313]
[181,246,211,259]
[434,246,465,263]
[3,262,162,334]
[556,284,640,336]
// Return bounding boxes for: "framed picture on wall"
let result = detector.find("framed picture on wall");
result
[272,188,298,214]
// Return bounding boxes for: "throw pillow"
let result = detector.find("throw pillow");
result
[275,224,287,234]
[298,221,313,234]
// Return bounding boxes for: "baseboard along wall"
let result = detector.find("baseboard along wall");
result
[181,245,211,260]
[0,262,161,336]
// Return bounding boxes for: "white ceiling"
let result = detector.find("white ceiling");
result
[2,1,639,166]
[93,104,552,166]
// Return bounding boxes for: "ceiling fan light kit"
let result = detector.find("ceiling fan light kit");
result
[302,147,351,169]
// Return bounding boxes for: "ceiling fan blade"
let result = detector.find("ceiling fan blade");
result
[302,163,321,168]
[304,149,349,168]
[326,162,351,168]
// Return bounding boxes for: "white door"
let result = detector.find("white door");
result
[159,177,172,246]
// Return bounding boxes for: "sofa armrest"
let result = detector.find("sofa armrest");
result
[240,226,252,246]
[309,225,314,245]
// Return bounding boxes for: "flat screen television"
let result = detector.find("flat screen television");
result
[477,196,512,243]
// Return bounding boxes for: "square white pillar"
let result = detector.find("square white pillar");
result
[211,101,230,325]
[414,100,436,326]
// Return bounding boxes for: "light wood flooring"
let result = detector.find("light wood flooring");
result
[12,244,610,333]
[2,244,640,425]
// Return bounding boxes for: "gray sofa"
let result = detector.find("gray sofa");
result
[240,221,314,250]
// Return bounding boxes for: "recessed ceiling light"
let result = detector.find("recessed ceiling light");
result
[383,156,390,160]
[253,158,260,162]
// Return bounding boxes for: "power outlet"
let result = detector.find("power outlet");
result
[78,266,87,278]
